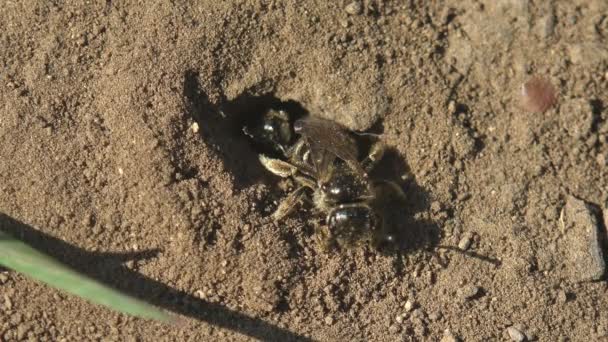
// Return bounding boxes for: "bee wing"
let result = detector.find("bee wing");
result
[294,117,367,177]
[306,145,335,182]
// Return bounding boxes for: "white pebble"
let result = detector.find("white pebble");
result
[458,232,473,250]
[191,122,200,133]
[506,326,525,342]
[404,299,415,312]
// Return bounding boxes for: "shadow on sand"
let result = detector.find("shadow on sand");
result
[0,213,313,342]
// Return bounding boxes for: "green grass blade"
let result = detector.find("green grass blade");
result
[0,230,173,322]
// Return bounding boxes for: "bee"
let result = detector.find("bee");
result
[247,109,406,249]
[242,108,295,158]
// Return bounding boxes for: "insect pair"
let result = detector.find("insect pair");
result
[244,109,406,250]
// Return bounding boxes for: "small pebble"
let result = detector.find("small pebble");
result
[0,273,8,284]
[388,324,401,334]
[539,13,556,39]
[404,299,416,311]
[76,34,88,47]
[560,196,606,281]
[456,192,470,201]
[344,1,362,15]
[453,159,463,170]
[441,329,459,342]
[556,289,568,304]
[597,152,607,167]
[324,315,334,325]
[191,122,200,133]
[457,285,480,301]
[10,313,22,325]
[447,100,457,114]
[4,295,13,310]
[428,312,442,321]
[414,324,427,336]
[519,76,556,113]
[506,326,526,342]
[430,201,442,213]
[458,232,473,250]
[16,325,28,340]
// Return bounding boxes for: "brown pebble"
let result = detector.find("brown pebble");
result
[520,76,556,113]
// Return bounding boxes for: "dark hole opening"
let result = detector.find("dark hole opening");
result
[183,70,309,189]
[220,93,309,158]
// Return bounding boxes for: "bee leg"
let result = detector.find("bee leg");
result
[273,186,308,221]
[372,180,406,201]
[285,138,307,160]
[260,154,317,180]
[314,223,334,252]
[361,140,386,173]
[259,155,300,178]
[293,174,316,189]
[285,139,317,177]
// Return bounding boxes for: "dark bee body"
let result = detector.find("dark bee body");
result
[326,204,379,247]
[248,111,405,249]
[242,109,294,157]
[320,163,369,204]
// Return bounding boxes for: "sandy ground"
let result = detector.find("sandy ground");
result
[1,1,608,341]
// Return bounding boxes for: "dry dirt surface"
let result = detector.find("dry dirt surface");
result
[1,1,608,341]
